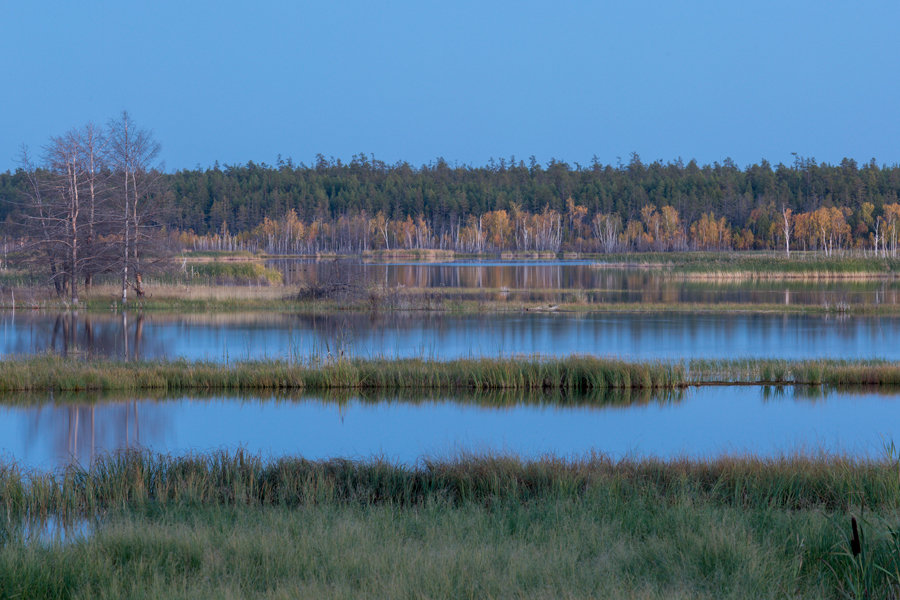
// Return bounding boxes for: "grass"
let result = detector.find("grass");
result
[185,261,283,285]
[595,251,900,278]
[6,355,900,394]
[16,292,900,315]
[4,451,900,598]
[10,250,900,314]
[0,355,686,393]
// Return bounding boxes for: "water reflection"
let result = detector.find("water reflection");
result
[269,259,900,306]
[2,311,900,361]
[3,386,900,470]
[10,517,94,547]
[18,397,170,468]
[1,312,162,360]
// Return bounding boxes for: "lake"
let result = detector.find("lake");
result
[269,258,900,306]
[5,259,900,467]
[1,311,897,361]
[2,386,897,470]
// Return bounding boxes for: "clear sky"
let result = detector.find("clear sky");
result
[2,1,898,172]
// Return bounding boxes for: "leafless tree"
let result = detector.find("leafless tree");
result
[44,130,85,304]
[79,123,106,288]
[14,114,166,305]
[106,111,162,303]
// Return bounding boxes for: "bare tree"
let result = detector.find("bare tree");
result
[107,111,161,304]
[46,131,84,304]
[14,115,165,305]
[79,123,106,288]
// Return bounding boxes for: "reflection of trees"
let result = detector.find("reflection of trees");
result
[23,397,169,469]
[268,259,628,292]
[11,388,685,470]
[264,260,900,306]
[1,312,160,360]
[4,309,900,364]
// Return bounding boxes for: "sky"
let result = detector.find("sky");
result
[2,1,899,172]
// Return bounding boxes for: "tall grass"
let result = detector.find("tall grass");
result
[595,251,900,276]
[0,355,686,393]
[4,355,900,393]
[187,261,283,285]
[5,451,900,597]
[3,450,900,519]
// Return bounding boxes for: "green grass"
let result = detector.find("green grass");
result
[6,355,900,394]
[5,451,900,598]
[182,261,283,285]
[0,355,683,393]
[596,251,900,276]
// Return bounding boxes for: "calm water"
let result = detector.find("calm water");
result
[1,311,898,361]
[6,263,900,469]
[2,387,898,470]
[270,258,900,305]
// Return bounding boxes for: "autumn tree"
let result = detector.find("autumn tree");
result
[592,213,622,253]
[689,213,730,250]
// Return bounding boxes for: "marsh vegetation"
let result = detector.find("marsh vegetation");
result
[4,451,900,598]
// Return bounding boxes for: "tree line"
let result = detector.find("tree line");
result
[6,140,900,276]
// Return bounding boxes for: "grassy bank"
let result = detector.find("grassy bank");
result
[4,356,900,394]
[8,250,900,315]
[0,355,685,393]
[594,251,900,276]
[13,294,900,315]
[3,451,900,598]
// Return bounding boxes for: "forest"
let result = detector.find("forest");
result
[5,123,900,300]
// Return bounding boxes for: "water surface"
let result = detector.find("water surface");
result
[2,387,898,470]
[270,258,900,305]
[1,311,898,361]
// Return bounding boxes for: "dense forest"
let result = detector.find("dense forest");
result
[5,150,900,259]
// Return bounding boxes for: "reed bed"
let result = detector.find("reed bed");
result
[6,451,900,598]
[594,251,900,275]
[2,450,899,520]
[0,355,686,393]
[5,355,900,393]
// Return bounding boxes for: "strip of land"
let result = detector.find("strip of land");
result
[2,356,900,394]
[8,251,900,314]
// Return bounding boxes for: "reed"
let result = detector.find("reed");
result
[6,451,900,598]
[5,355,900,394]
[0,355,688,393]
[3,450,900,519]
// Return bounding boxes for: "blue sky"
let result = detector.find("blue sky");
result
[2,1,898,172]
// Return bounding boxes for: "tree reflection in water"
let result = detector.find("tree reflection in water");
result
[11,312,157,361]
[24,396,169,467]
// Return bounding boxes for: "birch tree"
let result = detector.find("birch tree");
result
[107,112,161,304]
